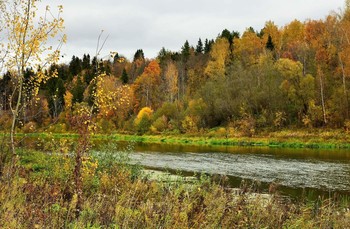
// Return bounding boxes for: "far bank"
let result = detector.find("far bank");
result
[2,128,350,149]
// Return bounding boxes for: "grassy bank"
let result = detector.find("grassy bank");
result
[1,149,350,228]
[3,128,350,149]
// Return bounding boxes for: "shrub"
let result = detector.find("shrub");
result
[151,115,168,133]
[134,107,153,134]
[274,111,286,128]
[97,118,115,134]
[22,121,38,133]
[136,115,152,134]
[181,115,199,133]
[237,116,256,137]
[0,112,12,131]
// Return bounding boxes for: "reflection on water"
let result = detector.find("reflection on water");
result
[18,137,350,196]
[123,142,350,197]
[129,151,350,191]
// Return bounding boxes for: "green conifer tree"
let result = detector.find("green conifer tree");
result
[181,40,190,61]
[121,68,129,84]
[266,35,275,51]
[196,38,204,54]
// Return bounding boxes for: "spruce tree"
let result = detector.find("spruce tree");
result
[204,39,210,53]
[121,68,129,84]
[266,35,275,51]
[221,29,232,44]
[72,77,85,104]
[181,40,190,61]
[82,54,91,70]
[133,49,145,61]
[196,38,204,54]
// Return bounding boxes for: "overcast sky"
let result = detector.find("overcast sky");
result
[44,0,345,62]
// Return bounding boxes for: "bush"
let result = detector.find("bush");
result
[134,107,153,134]
[153,102,180,120]
[151,115,168,133]
[181,116,199,133]
[0,112,12,131]
[136,115,152,134]
[22,121,38,133]
[237,116,256,137]
[96,118,115,133]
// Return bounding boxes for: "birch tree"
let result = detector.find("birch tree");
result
[0,0,65,155]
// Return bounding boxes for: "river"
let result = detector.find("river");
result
[122,142,350,198]
[20,136,350,198]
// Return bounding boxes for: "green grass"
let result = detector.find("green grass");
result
[2,128,350,149]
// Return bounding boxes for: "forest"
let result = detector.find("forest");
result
[2,4,350,137]
[2,1,350,228]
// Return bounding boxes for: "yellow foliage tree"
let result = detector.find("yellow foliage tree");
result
[262,21,282,57]
[281,19,306,60]
[94,74,133,122]
[134,107,153,134]
[275,58,315,120]
[0,0,65,154]
[233,29,264,66]
[164,61,179,102]
[64,91,73,110]
[205,38,230,79]
[134,107,153,126]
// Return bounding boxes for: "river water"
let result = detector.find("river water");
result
[19,136,350,197]
[124,142,350,197]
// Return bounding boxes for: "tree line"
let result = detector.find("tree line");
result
[1,2,350,136]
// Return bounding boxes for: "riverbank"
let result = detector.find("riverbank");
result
[2,128,350,149]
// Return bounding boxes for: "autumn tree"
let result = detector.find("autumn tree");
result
[129,49,146,82]
[281,19,310,73]
[205,38,230,80]
[233,29,264,66]
[304,19,333,125]
[94,74,133,126]
[134,107,153,134]
[164,61,179,102]
[334,4,350,122]
[275,58,315,123]
[262,21,282,58]
[0,0,65,154]
[133,60,162,110]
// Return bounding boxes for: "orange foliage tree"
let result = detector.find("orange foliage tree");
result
[133,60,162,110]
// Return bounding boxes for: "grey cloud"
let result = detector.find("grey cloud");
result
[54,0,344,61]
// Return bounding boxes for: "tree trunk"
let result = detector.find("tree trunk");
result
[72,114,90,218]
[339,55,349,119]
[10,78,23,156]
[318,68,327,125]
[10,0,31,156]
